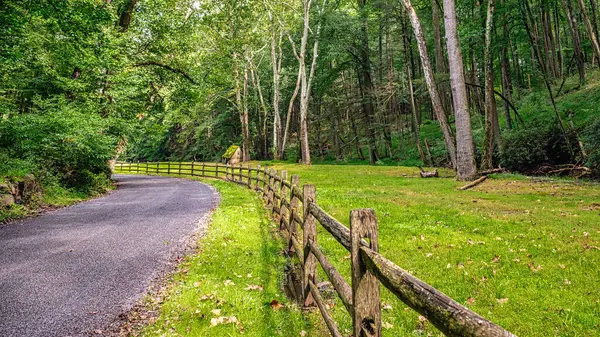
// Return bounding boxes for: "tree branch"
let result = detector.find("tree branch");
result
[134,61,197,84]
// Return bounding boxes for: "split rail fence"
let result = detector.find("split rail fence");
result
[115,161,516,337]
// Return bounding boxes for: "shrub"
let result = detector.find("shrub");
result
[582,117,600,173]
[0,106,116,189]
[500,123,579,172]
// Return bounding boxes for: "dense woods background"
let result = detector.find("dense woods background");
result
[2,0,600,192]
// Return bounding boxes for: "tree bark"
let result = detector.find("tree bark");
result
[482,0,499,170]
[561,0,586,85]
[576,0,600,62]
[357,0,379,164]
[402,17,426,164]
[400,0,457,168]
[444,0,478,180]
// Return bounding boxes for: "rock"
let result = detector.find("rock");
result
[21,174,42,204]
[0,194,14,207]
[0,182,10,194]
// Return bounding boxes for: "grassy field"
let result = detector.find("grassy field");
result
[115,164,600,336]
[134,178,321,337]
[256,163,600,337]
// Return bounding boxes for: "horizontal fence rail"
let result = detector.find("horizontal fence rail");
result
[115,161,517,337]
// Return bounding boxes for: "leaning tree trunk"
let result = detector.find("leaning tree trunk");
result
[444,0,478,181]
[400,0,457,169]
[561,0,586,85]
[575,0,600,63]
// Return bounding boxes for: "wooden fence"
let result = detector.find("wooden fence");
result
[115,161,517,337]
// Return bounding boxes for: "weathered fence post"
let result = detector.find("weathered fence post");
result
[288,175,300,253]
[191,161,195,176]
[303,184,317,307]
[167,161,171,175]
[350,209,381,337]
[201,162,205,177]
[247,165,252,187]
[255,165,261,190]
[279,170,288,230]
[178,161,182,174]
[238,163,243,183]
[145,162,149,174]
[215,163,219,178]
[262,168,269,199]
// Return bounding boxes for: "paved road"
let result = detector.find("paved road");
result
[0,175,219,337]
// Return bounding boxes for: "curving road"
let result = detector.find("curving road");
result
[0,174,219,337]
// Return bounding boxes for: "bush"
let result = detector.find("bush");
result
[582,117,600,173]
[500,123,579,172]
[0,106,116,190]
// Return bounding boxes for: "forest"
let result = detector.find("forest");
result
[1,0,600,193]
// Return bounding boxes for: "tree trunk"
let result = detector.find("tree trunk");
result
[400,0,457,168]
[402,17,426,164]
[444,0,478,180]
[482,0,499,170]
[268,10,283,160]
[357,0,379,164]
[576,0,600,62]
[561,0,586,85]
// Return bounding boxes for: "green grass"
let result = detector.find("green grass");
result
[255,163,600,337]
[134,178,320,337]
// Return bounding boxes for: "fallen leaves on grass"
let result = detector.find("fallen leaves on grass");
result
[270,299,284,311]
[223,279,235,286]
[466,297,475,306]
[496,298,509,304]
[210,315,239,326]
[245,284,263,291]
[528,262,543,272]
[491,256,501,263]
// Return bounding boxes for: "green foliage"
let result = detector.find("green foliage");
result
[0,103,116,189]
[500,123,577,172]
[582,117,600,173]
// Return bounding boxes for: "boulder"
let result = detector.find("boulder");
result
[0,194,14,207]
[21,174,42,204]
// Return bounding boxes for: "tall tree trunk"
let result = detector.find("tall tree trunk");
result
[482,0,499,170]
[268,10,283,160]
[501,0,513,129]
[400,0,458,168]
[357,0,379,164]
[444,0,477,180]
[402,18,426,164]
[576,0,600,62]
[561,0,586,85]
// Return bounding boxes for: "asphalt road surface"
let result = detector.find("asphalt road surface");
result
[0,174,219,337]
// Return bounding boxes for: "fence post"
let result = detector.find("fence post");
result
[255,165,261,190]
[288,175,300,252]
[178,161,182,175]
[145,162,149,174]
[279,170,288,229]
[350,209,381,337]
[302,184,317,307]
[238,163,243,183]
[215,163,219,178]
[167,161,171,175]
[120,162,123,172]
[262,169,269,199]
[191,161,195,176]
[247,165,252,187]
[268,169,276,207]
[202,162,206,177]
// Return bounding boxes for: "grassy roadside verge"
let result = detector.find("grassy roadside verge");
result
[0,182,113,224]
[128,177,321,337]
